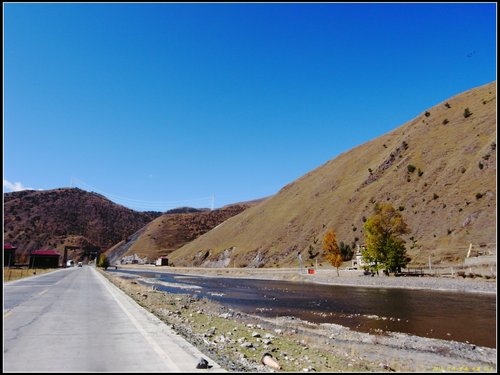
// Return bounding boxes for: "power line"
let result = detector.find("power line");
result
[70,177,214,211]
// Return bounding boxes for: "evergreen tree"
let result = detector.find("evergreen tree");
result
[339,241,354,261]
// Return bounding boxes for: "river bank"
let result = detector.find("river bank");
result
[101,266,497,372]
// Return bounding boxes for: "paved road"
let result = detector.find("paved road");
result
[3,266,225,372]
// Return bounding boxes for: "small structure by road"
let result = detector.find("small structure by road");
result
[155,256,169,266]
[4,243,17,267]
[30,249,61,268]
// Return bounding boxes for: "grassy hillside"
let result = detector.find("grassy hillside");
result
[104,203,260,263]
[167,81,496,268]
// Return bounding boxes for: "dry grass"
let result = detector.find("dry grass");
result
[3,267,57,282]
[167,81,496,268]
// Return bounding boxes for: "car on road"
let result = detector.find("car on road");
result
[77,262,83,267]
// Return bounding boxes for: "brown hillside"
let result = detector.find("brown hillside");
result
[3,188,161,263]
[167,81,497,268]
[104,203,258,264]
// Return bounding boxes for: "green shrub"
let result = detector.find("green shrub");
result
[463,108,472,118]
[407,164,416,173]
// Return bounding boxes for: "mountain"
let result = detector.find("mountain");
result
[3,188,162,263]
[104,201,263,265]
[3,187,263,265]
[4,82,496,269]
[166,81,496,268]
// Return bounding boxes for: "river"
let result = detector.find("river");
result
[108,269,496,348]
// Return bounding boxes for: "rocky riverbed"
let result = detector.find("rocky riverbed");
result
[100,267,496,372]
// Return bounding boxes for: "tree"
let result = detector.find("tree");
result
[322,229,343,276]
[97,253,110,269]
[363,202,411,275]
[339,241,354,261]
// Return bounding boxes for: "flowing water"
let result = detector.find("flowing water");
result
[110,269,496,348]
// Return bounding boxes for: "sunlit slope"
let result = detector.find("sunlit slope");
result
[104,204,258,263]
[168,81,496,268]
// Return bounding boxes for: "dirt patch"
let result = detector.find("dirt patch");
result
[101,268,496,372]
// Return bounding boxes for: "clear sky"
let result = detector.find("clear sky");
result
[3,2,497,212]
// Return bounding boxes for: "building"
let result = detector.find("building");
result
[155,256,169,266]
[30,249,61,268]
[4,243,17,267]
[351,244,375,269]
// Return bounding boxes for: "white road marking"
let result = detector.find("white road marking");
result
[97,272,183,372]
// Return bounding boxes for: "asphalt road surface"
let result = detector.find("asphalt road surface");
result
[3,265,225,372]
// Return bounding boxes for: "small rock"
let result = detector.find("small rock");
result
[196,357,209,369]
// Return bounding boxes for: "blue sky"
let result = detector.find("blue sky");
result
[3,2,497,211]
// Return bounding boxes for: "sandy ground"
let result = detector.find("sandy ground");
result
[101,266,497,373]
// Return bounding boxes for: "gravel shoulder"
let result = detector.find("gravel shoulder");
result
[101,266,497,373]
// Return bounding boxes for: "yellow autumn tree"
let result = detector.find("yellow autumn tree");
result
[322,228,343,276]
[97,253,110,269]
[363,202,411,275]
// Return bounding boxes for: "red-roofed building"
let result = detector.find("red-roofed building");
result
[4,243,17,267]
[30,249,61,268]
